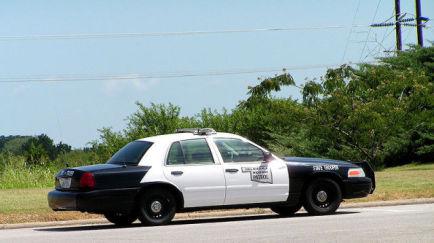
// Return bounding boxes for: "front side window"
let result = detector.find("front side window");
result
[107,141,153,166]
[214,138,264,163]
[167,139,214,165]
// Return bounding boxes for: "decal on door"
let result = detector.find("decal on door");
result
[241,164,273,184]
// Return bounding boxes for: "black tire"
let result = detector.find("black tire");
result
[270,204,302,217]
[104,212,137,226]
[138,189,177,226]
[303,178,342,215]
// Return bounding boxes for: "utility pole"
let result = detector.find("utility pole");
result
[394,0,402,51]
[415,0,423,47]
[370,0,429,52]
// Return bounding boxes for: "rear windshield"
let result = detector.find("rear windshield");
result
[107,141,153,165]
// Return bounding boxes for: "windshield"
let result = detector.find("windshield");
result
[107,141,153,165]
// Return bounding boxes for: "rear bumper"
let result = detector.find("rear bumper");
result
[343,177,373,199]
[48,190,78,210]
[48,188,140,214]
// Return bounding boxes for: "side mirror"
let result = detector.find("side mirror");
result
[264,152,274,163]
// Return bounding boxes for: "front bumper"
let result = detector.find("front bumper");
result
[343,177,373,199]
[48,188,140,214]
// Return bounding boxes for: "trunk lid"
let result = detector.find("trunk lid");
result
[55,164,123,191]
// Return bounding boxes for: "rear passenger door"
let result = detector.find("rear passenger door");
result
[162,138,226,208]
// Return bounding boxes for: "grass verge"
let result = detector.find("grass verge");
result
[1,163,433,224]
[348,163,434,202]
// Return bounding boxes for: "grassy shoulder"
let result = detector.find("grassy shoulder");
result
[348,163,434,203]
[0,188,99,224]
[1,163,433,224]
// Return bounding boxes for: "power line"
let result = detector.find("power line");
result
[0,62,375,84]
[360,0,383,61]
[341,0,362,63]
[0,25,370,41]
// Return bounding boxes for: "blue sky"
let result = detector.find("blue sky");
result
[1,0,433,148]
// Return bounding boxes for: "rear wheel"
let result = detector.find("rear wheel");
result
[303,178,342,215]
[104,212,137,226]
[270,204,302,217]
[138,189,177,226]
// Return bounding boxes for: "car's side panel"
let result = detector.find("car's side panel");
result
[284,159,373,201]
[93,166,151,190]
[55,164,151,191]
[163,164,226,207]
[208,136,290,205]
[222,159,290,205]
[156,138,226,208]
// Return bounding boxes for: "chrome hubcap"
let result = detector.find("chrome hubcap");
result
[316,190,328,203]
[150,201,162,213]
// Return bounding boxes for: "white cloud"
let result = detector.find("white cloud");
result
[11,84,31,96]
[103,77,160,96]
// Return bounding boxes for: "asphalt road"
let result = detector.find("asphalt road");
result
[1,203,433,243]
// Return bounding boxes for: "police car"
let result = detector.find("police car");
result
[48,128,375,226]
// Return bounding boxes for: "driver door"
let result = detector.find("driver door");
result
[212,138,289,205]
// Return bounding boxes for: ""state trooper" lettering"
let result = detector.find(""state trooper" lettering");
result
[312,164,339,171]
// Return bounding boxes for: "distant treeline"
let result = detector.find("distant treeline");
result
[0,135,72,164]
[0,135,99,188]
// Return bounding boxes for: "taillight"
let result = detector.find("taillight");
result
[348,168,366,178]
[80,172,95,190]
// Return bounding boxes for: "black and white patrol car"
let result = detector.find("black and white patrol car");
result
[48,128,375,226]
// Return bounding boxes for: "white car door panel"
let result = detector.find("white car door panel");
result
[163,164,225,207]
[213,138,289,205]
[223,160,289,205]
[162,139,226,208]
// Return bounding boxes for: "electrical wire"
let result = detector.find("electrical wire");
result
[0,62,375,84]
[0,25,370,41]
[359,0,383,61]
[341,0,362,63]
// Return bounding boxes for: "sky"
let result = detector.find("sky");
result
[1,0,433,148]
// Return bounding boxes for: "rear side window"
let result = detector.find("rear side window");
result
[167,142,185,165]
[167,139,214,165]
[214,138,264,163]
[107,141,153,166]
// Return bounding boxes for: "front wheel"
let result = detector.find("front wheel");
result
[303,178,342,215]
[270,204,302,217]
[138,189,177,226]
[104,212,137,226]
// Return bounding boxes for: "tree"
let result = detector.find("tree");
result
[92,46,433,168]
[300,46,433,167]
[20,134,72,165]
[21,138,48,165]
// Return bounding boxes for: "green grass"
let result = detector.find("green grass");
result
[0,155,61,189]
[349,162,434,202]
[0,166,58,189]
[0,188,52,214]
[0,188,99,224]
[0,151,100,189]
[0,163,433,224]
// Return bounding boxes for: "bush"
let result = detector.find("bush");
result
[0,153,58,189]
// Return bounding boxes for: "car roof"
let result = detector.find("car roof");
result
[136,132,245,143]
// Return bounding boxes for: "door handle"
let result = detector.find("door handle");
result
[171,171,183,176]
[225,168,239,173]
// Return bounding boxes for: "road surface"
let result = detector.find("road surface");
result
[1,203,433,243]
